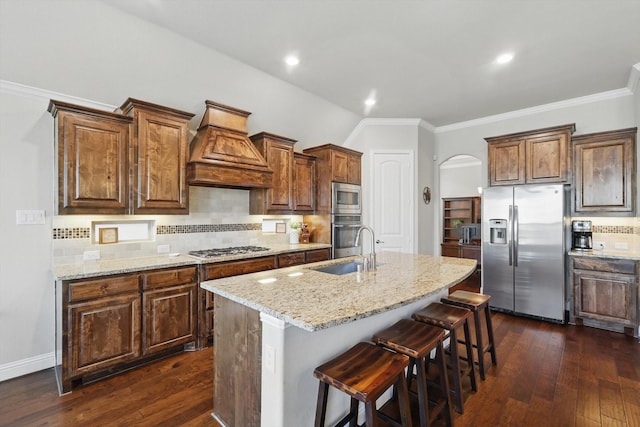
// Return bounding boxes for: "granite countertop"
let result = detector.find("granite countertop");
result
[200,252,477,332]
[52,243,332,281]
[567,249,640,261]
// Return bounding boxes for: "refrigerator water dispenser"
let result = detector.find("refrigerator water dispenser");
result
[489,219,507,244]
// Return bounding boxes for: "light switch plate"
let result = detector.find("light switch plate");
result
[16,210,45,225]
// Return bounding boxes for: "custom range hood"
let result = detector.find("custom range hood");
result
[187,100,273,189]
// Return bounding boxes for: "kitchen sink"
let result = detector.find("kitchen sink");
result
[311,260,382,275]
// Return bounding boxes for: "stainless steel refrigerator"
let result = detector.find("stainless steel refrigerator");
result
[482,184,566,322]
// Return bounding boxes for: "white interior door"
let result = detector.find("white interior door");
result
[371,151,414,253]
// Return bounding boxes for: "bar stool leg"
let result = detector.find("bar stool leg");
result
[434,340,453,427]
[463,319,478,393]
[485,307,498,366]
[315,382,329,427]
[448,328,464,414]
[394,372,412,427]
[472,309,487,380]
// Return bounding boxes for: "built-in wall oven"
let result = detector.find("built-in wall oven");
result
[332,214,362,258]
[330,182,363,258]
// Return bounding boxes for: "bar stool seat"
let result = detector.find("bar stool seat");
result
[313,341,413,427]
[372,319,453,427]
[412,302,477,414]
[441,290,497,380]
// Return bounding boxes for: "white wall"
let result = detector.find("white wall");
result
[345,119,436,254]
[0,0,361,380]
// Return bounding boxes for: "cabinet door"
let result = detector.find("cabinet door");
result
[573,269,637,327]
[441,243,460,257]
[526,132,569,183]
[142,283,197,355]
[69,293,141,377]
[331,150,350,183]
[203,256,278,280]
[348,154,362,185]
[293,154,315,211]
[488,140,526,186]
[266,140,294,211]
[278,252,306,267]
[133,109,191,214]
[573,128,636,215]
[57,112,131,214]
[305,248,331,263]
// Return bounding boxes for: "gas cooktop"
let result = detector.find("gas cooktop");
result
[188,246,271,259]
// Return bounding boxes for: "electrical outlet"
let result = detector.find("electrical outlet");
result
[83,250,100,261]
[614,242,629,250]
[264,345,276,373]
[157,244,170,254]
[593,241,605,250]
[250,238,258,246]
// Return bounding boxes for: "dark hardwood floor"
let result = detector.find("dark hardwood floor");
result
[1,308,638,426]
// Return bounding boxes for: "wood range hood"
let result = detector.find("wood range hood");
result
[187,100,273,189]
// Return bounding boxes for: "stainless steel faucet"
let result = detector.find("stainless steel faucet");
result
[355,226,376,271]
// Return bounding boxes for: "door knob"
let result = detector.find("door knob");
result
[376,240,385,244]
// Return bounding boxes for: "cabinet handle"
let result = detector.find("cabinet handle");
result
[376,240,385,244]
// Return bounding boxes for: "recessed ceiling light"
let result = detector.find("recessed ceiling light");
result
[495,52,514,64]
[364,98,376,107]
[284,55,300,66]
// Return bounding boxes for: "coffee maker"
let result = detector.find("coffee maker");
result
[572,220,593,250]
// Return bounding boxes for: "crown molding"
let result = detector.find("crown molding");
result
[627,62,640,94]
[0,80,117,111]
[435,87,632,134]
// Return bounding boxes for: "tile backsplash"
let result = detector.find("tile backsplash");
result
[52,187,303,265]
[573,216,640,252]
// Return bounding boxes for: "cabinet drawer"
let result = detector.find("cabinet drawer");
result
[68,275,140,302]
[203,256,277,280]
[572,257,637,275]
[278,252,305,267]
[305,248,331,263]
[143,266,197,290]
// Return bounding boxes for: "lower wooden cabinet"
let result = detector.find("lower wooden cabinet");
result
[142,267,197,355]
[57,266,197,393]
[572,256,638,336]
[68,293,141,379]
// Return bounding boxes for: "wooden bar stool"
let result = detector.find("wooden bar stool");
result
[313,341,413,427]
[441,290,497,380]
[412,302,477,414]
[372,319,453,427]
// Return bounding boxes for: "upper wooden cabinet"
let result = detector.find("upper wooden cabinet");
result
[486,124,575,186]
[49,101,133,214]
[249,132,297,214]
[572,127,637,216]
[120,98,195,215]
[303,144,363,213]
[49,99,194,215]
[292,152,316,212]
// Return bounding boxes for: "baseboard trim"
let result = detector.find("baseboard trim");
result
[0,352,55,382]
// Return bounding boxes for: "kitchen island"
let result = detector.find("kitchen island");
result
[200,252,477,427]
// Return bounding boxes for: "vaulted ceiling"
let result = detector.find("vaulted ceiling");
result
[105,0,640,126]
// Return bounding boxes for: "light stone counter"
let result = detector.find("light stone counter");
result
[202,252,477,427]
[52,243,331,281]
[568,248,640,261]
[201,252,477,331]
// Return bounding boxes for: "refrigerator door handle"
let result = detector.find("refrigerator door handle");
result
[513,205,519,267]
[508,205,513,266]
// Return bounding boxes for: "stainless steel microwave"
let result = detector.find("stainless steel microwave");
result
[332,182,361,214]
